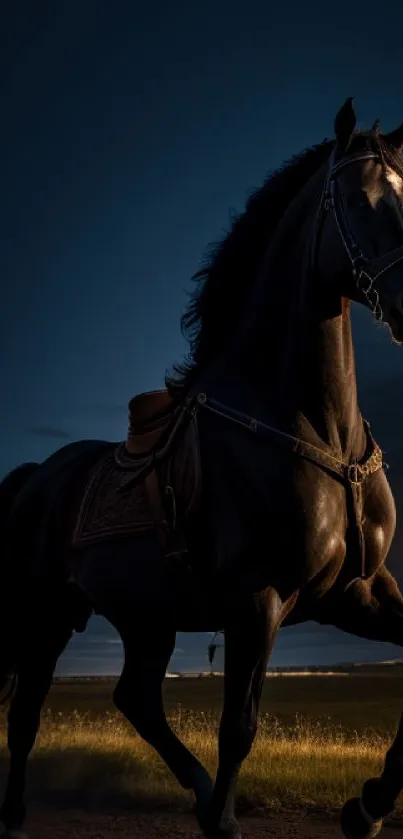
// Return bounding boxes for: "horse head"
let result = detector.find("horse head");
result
[313,98,403,343]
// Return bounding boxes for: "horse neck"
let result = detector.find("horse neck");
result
[224,169,366,461]
[290,296,364,459]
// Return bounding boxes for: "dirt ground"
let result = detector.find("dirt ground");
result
[24,809,403,839]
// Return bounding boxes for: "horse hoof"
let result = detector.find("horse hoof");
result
[218,820,242,839]
[198,815,242,839]
[215,822,241,839]
[341,797,383,839]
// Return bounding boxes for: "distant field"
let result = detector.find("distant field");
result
[43,671,403,734]
[1,674,402,815]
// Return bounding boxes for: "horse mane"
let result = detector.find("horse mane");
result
[166,138,334,396]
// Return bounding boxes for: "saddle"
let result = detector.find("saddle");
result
[126,389,174,454]
[72,390,201,557]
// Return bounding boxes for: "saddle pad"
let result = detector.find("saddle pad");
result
[7,440,112,580]
[72,451,158,548]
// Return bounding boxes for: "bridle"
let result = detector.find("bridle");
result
[311,144,403,321]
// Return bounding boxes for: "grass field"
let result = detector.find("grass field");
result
[0,673,402,816]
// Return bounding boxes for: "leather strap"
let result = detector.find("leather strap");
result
[196,392,384,579]
[196,393,383,486]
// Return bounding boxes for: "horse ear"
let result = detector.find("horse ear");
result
[334,97,356,152]
[372,119,381,135]
[385,123,403,152]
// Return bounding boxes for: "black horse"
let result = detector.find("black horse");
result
[2,99,403,839]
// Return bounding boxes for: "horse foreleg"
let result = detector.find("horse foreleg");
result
[112,621,213,825]
[319,567,403,839]
[341,714,403,839]
[205,587,286,839]
[0,619,71,838]
[319,568,403,644]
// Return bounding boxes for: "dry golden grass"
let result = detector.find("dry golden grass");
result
[1,702,401,815]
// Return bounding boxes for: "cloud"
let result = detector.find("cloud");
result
[28,425,71,439]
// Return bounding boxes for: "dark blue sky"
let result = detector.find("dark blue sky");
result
[3,1,403,672]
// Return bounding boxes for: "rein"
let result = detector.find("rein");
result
[194,392,383,486]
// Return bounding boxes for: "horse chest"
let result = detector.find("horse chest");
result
[267,466,392,597]
[295,468,396,595]
[360,470,396,575]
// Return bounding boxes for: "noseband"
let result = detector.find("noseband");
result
[312,146,403,321]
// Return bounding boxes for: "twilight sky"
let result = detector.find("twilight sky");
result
[2,0,403,673]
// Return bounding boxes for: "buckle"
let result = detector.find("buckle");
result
[358,272,373,295]
[346,463,363,485]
